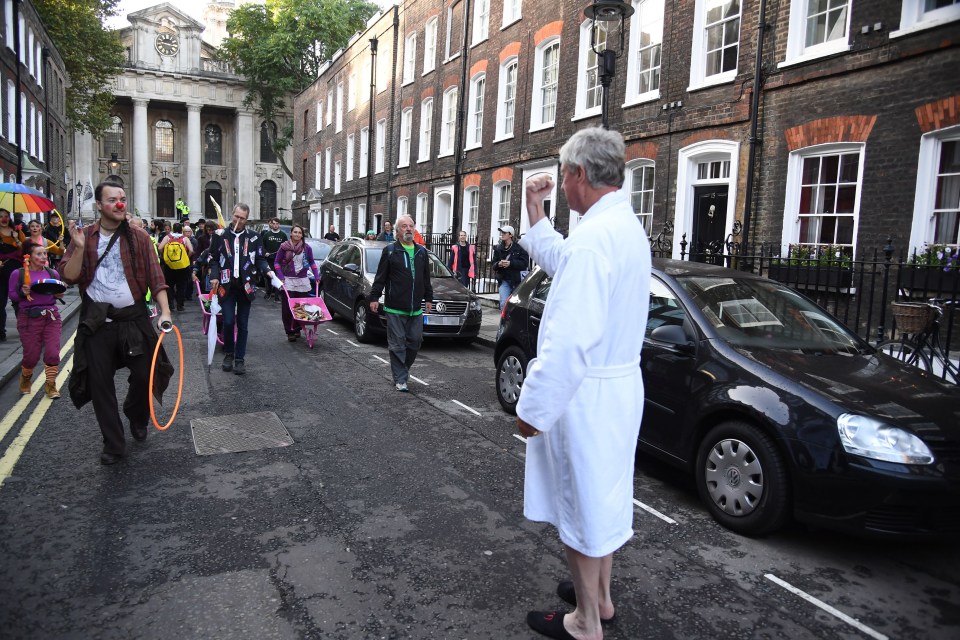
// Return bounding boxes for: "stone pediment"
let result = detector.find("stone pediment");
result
[126,3,205,32]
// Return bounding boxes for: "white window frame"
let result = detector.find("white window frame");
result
[316,100,323,132]
[424,17,438,75]
[519,163,558,235]
[36,109,42,160]
[4,0,13,52]
[623,159,656,237]
[574,21,604,121]
[419,99,433,162]
[336,81,344,132]
[324,147,332,188]
[491,180,512,242]
[375,118,386,173]
[445,7,456,61]
[326,92,333,126]
[530,38,560,131]
[397,196,408,219]
[417,192,429,222]
[689,0,742,91]
[345,205,353,238]
[473,0,490,45]
[6,80,14,139]
[440,87,457,157]
[360,127,369,178]
[674,139,740,259]
[908,125,960,253]
[502,0,522,28]
[403,32,417,85]
[334,160,342,194]
[625,0,664,106]
[466,73,485,150]
[462,186,480,235]
[399,108,413,167]
[348,74,357,111]
[323,208,329,232]
[314,152,322,187]
[781,0,852,67]
[346,134,355,181]
[495,58,518,142]
[358,204,367,230]
[781,142,865,258]
[893,0,960,38]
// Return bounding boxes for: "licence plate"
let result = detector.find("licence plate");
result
[424,315,460,326]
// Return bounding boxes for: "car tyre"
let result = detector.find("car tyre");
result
[496,345,528,415]
[354,301,374,343]
[695,421,790,536]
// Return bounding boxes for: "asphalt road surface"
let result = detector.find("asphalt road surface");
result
[0,299,957,639]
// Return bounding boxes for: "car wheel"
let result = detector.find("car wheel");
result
[354,301,374,343]
[323,291,336,318]
[695,421,790,536]
[496,345,528,415]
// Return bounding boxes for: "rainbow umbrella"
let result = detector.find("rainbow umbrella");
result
[0,182,56,213]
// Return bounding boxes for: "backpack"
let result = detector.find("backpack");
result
[163,237,190,269]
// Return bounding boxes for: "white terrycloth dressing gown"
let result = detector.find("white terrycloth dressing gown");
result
[517,190,651,557]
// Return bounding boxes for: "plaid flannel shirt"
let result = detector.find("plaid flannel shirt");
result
[60,222,168,300]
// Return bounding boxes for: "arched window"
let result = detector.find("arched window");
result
[154,120,174,162]
[156,177,175,217]
[104,115,123,157]
[204,124,222,165]
[260,121,277,164]
[259,180,277,219]
[204,181,223,218]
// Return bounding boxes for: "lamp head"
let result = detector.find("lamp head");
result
[583,0,635,22]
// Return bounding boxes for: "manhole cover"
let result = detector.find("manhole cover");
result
[190,412,293,456]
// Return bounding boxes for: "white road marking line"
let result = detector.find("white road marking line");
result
[409,374,429,386]
[325,328,338,335]
[373,355,389,364]
[764,574,888,640]
[452,399,480,416]
[346,340,361,347]
[513,434,527,444]
[633,499,677,524]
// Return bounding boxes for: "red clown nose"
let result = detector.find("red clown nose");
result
[115,202,125,211]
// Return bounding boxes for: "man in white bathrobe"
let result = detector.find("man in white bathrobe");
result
[517,127,651,640]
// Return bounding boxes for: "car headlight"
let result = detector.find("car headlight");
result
[469,298,481,311]
[837,414,934,465]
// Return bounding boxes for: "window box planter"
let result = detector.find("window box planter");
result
[900,266,960,298]
[767,264,854,290]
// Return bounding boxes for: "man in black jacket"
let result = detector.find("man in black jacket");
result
[259,217,287,301]
[369,215,433,392]
[492,225,529,308]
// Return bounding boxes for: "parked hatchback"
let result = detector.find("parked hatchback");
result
[320,238,483,343]
[494,259,960,538]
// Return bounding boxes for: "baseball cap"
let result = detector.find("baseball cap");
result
[498,225,515,236]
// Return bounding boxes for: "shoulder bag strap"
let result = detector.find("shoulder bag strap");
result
[95,229,122,269]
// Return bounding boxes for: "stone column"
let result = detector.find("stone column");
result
[186,103,202,221]
[132,98,150,216]
[236,109,255,212]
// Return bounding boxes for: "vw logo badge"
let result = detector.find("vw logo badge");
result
[435,302,446,313]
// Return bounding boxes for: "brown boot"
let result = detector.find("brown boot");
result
[44,365,60,399]
[19,367,33,394]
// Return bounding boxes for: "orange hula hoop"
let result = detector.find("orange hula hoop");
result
[149,323,184,431]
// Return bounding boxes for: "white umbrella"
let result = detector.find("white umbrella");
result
[207,293,221,367]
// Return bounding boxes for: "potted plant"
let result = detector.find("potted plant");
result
[902,244,960,297]
[768,244,854,289]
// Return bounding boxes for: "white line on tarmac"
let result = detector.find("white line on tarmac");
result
[325,328,338,335]
[513,434,527,444]
[451,399,480,416]
[764,574,888,640]
[409,374,429,386]
[346,340,361,347]
[373,355,389,364]
[633,499,677,524]
[0,357,74,489]
[0,331,76,443]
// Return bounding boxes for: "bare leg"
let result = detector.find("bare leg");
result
[562,545,608,640]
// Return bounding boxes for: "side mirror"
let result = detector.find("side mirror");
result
[649,324,695,355]
[344,263,361,274]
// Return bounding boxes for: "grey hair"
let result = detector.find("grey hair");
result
[559,127,626,189]
[395,214,415,226]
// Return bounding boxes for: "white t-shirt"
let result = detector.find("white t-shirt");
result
[86,230,136,309]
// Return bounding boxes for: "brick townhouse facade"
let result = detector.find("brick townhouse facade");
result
[293,0,960,262]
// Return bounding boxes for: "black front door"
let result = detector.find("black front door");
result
[691,186,727,264]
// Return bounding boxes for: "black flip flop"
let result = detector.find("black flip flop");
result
[556,581,617,623]
[526,611,576,640]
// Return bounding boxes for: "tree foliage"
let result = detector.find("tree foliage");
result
[219,0,379,177]
[33,0,126,135]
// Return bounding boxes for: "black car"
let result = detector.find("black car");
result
[305,237,335,273]
[494,260,960,538]
[320,238,483,343]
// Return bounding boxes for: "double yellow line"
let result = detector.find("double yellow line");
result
[0,330,77,488]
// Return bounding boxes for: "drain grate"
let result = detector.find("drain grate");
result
[190,411,294,456]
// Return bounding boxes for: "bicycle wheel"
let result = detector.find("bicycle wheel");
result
[877,339,933,373]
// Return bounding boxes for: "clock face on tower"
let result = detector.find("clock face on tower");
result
[155,33,179,56]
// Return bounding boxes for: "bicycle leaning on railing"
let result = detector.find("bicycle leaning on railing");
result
[876,298,959,384]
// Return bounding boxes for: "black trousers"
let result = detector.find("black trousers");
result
[163,266,191,308]
[84,322,153,456]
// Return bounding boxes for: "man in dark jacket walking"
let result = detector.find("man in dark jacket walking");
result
[369,214,433,392]
[492,225,529,308]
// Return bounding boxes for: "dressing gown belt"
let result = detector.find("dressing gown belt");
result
[584,359,641,379]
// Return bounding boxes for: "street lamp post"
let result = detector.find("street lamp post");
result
[75,181,83,218]
[584,1,634,129]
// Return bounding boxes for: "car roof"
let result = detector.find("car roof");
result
[652,257,767,281]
